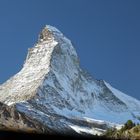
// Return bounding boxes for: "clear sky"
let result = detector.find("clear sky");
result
[0,0,140,100]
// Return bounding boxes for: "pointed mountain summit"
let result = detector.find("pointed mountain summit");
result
[0,25,140,135]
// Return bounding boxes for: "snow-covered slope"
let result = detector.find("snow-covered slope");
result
[0,25,140,135]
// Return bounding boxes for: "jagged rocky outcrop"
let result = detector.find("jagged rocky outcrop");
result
[0,25,140,135]
[0,102,53,133]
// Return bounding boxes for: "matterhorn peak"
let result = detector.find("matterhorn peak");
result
[38,26,54,43]
[0,25,79,105]
[38,25,62,43]
[0,25,140,135]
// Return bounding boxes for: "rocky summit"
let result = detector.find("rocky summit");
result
[0,25,140,135]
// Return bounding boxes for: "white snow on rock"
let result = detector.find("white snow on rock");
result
[0,25,140,135]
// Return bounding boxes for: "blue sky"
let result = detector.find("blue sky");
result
[0,0,140,99]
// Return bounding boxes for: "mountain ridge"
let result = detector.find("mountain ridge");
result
[0,25,140,135]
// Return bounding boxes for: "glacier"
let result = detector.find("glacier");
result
[0,25,140,135]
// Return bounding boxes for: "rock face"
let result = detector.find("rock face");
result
[0,25,140,135]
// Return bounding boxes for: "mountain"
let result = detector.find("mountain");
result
[0,25,140,135]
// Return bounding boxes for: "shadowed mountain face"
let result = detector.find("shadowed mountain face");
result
[0,25,140,135]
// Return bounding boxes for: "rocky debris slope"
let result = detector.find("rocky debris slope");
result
[0,25,140,135]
